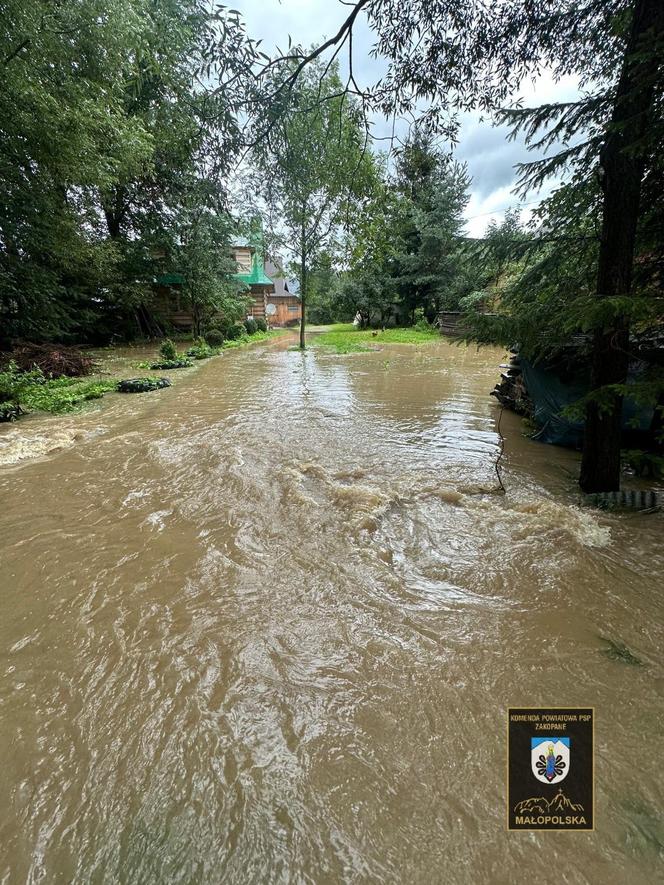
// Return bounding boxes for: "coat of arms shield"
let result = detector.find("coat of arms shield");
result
[531,737,570,784]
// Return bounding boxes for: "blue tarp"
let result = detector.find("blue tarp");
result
[520,358,653,448]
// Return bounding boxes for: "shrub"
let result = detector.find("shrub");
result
[159,338,178,361]
[254,317,268,333]
[458,290,487,313]
[204,327,224,347]
[0,362,44,402]
[149,358,192,370]
[117,377,172,393]
[3,343,96,377]
[186,339,214,359]
[225,322,246,341]
[244,317,258,335]
[0,401,22,422]
[413,307,431,331]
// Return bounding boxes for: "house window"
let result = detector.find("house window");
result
[287,305,299,312]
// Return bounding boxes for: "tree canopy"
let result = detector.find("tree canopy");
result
[0,0,257,344]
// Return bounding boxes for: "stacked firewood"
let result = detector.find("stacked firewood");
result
[490,349,532,417]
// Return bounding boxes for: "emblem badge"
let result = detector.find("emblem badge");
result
[531,737,570,784]
[507,708,594,830]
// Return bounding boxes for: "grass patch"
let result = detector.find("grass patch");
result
[311,324,440,353]
[20,376,117,413]
[221,329,281,349]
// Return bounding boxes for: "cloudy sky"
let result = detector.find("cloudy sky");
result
[234,0,580,237]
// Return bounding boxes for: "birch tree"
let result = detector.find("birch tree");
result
[253,58,373,348]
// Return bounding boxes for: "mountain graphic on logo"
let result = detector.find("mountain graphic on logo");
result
[514,789,584,815]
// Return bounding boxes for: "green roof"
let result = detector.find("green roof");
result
[156,272,184,285]
[234,229,273,287]
[235,263,273,286]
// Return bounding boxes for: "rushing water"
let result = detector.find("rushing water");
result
[1,335,663,883]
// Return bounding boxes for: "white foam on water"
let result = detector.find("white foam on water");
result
[505,497,612,548]
[0,425,88,466]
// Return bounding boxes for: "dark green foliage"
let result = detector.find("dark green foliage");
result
[0,362,44,404]
[185,340,214,359]
[159,339,178,361]
[117,377,172,393]
[0,361,115,414]
[413,308,431,332]
[306,252,338,324]
[204,327,225,346]
[392,132,472,321]
[149,358,192,370]
[244,317,258,335]
[0,0,260,344]
[254,317,268,333]
[332,133,473,327]
[253,57,375,348]
[622,450,664,480]
[0,402,22,422]
[224,322,246,341]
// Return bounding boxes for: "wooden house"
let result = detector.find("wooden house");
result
[232,236,275,321]
[264,260,302,327]
[231,237,302,328]
[152,272,190,331]
[151,224,302,331]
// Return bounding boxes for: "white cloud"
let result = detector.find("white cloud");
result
[232,0,581,237]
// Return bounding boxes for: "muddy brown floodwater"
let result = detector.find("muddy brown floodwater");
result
[1,334,663,884]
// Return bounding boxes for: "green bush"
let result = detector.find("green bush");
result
[159,338,178,361]
[117,377,172,393]
[204,327,224,347]
[149,358,192,369]
[186,340,214,359]
[413,307,431,332]
[244,317,258,335]
[254,317,268,333]
[0,361,43,401]
[225,322,246,341]
[0,401,22,422]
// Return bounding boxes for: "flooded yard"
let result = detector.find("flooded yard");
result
[1,334,662,883]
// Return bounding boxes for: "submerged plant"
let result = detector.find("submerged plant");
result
[21,380,115,413]
[599,637,643,666]
[186,340,214,359]
[117,377,171,394]
[149,358,192,370]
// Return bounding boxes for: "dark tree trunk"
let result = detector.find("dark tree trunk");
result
[299,220,307,350]
[103,186,126,240]
[192,302,202,338]
[650,393,664,454]
[134,304,163,339]
[579,0,664,492]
